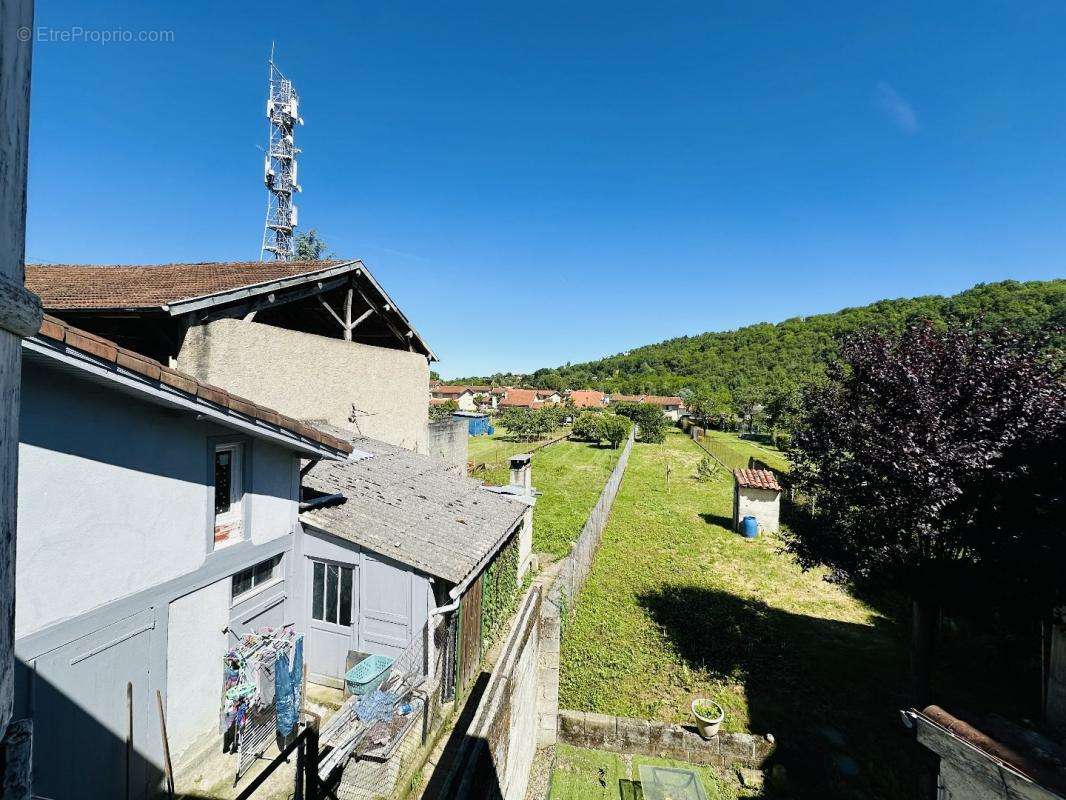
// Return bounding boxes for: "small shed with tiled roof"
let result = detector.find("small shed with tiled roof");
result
[732,467,782,534]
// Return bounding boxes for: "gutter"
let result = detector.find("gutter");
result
[299,492,344,513]
[23,337,348,460]
[903,705,1066,797]
[429,597,460,618]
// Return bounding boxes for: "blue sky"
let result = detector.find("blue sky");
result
[25,2,1066,377]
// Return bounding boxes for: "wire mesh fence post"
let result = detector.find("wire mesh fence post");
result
[305,722,320,800]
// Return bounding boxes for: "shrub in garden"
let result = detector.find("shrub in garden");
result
[572,412,607,443]
[696,455,720,482]
[428,399,459,422]
[613,401,666,443]
[497,405,566,441]
[603,414,632,448]
[787,320,1066,706]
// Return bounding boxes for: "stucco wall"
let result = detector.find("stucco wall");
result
[450,588,541,800]
[734,486,781,533]
[426,417,469,473]
[167,579,230,762]
[16,364,299,638]
[178,319,430,453]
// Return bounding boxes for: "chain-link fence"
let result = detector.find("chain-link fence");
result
[690,433,748,471]
[315,615,453,800]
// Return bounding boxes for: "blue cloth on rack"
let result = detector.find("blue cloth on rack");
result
[355,689,399,724]
[291,635,303,713]
[274,634,303,736]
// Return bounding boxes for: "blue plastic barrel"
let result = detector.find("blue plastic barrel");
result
[741,515,759,539]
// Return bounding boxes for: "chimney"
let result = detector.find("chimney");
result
[509,453,532,495]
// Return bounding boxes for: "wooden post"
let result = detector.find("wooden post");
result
[0,0,42,747]
[342,287,353,341]
[155,690,175,799]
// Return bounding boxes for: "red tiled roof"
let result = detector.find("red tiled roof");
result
[34,314,353,455]
[429,398,450,406]
[733,468,782,492]
[643,395,684,407]
[611,394,644,403]
[569,390,606,408]
[26,260,349,310]
[499,388,542,407]
[430,385,470,396]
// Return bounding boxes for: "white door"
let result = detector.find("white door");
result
[306,558,356,683]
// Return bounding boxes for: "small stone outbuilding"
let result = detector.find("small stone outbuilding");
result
[732,468,782,534]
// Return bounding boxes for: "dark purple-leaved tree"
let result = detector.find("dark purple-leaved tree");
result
[786,321,1065,706]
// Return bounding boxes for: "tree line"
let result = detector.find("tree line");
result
[446,279,1064,405]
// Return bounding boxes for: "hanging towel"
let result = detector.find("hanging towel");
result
[275,648,295,736]
[274,635,303,736]
[290,635,303,712]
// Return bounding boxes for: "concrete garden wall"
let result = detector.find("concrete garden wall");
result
[426,417,469,473]
[558,710,776,769]
[440,586,543,800]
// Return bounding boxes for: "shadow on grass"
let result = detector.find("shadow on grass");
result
[698,512,733,529]
[637,585,917,800]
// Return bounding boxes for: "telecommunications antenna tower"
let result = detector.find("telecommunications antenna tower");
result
[260,46,303,260]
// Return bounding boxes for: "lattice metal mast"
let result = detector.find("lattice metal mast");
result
[260,48,303,260]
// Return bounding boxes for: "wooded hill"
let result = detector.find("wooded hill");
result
[454,280,1065,398]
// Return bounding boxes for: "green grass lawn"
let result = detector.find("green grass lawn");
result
[558,429,1039,798]
[477,436,622,557]
[549,744,732,800]
[560,429,910,798]
[467,426,569,470]
[700,430,790,473]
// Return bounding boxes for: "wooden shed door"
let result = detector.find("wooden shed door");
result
[457,575,483,698]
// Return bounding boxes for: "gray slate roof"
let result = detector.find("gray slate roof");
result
[300,424,528,586]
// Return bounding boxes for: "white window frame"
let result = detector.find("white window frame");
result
[231,554,283,604]
[213,442,244,549]
[310,559,355,628]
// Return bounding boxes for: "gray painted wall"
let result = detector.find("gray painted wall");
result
[16,364,299,638]
[426,417,469,474]
[14,359,305,798]
[301,528,431,685]
[167,579,230,761]
[178,319,431,453]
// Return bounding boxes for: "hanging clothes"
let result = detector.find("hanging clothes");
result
[274,634,304,736]
[220,626,298,734]
[258,648,276,707]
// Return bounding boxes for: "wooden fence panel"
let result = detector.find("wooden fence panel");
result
[458,575,483,698]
